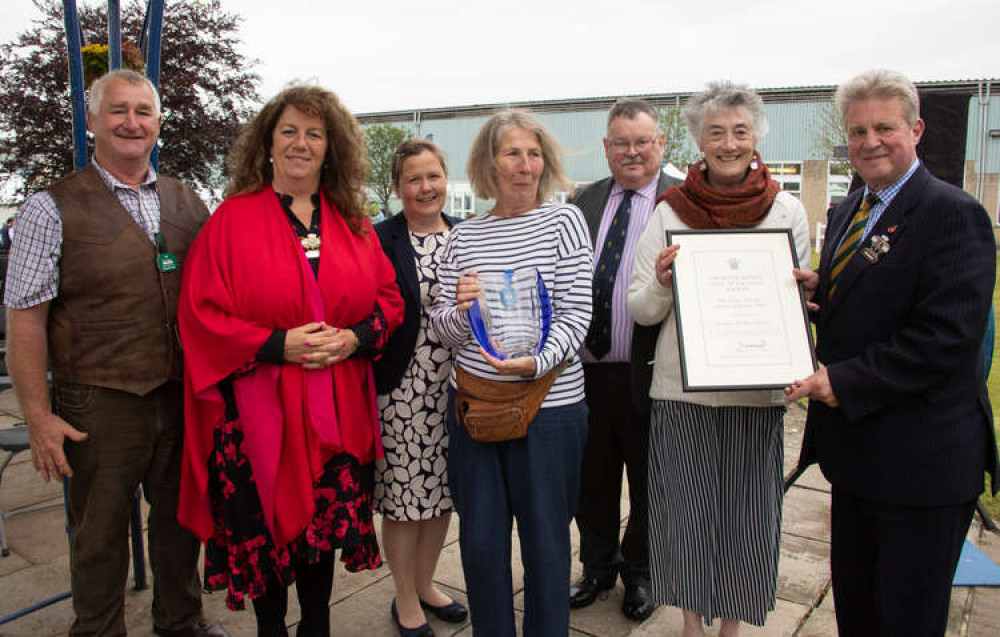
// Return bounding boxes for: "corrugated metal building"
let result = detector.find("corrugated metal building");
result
[357,80,1000,241]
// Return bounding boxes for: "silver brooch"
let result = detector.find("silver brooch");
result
[860,234,890,264]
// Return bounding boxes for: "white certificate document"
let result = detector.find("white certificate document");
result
[667,229,816,391]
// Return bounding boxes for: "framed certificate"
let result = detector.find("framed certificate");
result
[666,228,816,391]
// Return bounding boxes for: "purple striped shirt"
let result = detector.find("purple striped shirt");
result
[582,174,660,363]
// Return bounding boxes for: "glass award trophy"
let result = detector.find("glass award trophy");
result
[468,268,552,360]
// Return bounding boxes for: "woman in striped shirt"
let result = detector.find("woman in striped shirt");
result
[430,109,593,636]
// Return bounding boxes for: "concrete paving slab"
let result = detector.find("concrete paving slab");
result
[0,549,30,577]
[626,598,809,636]
[819,585,834,611]
[796,606,838,636]
[565,584,668,636]
[0,459,63,511]
[3,507,68,565]
[788,464,830,493]
[776,533,830,607]
[967,587,1000,636]
[781,486,831,542]
[0,560,73,636]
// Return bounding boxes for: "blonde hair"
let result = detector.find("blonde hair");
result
[835,69,920,127]
[466,109,572,202]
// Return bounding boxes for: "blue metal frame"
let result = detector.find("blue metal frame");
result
[108,0,121,70]
[63,0,88,171]
[143,0,164,169]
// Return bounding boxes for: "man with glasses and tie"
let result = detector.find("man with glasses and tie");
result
[787,69,998,636]
[568,98,680,622]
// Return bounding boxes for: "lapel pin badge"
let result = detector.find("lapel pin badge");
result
[860,234,890,264]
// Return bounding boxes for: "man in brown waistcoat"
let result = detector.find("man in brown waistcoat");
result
[5,70,225,637]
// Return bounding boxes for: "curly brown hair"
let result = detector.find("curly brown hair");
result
[224,84,368,233]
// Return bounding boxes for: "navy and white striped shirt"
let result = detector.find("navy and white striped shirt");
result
[430,203,594,408]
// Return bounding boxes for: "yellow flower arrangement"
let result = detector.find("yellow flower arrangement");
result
[81,42,145,87]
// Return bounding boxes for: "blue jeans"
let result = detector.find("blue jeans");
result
[448,391,588,636]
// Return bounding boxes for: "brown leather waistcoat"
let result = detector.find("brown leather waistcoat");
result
[47,164,209,395]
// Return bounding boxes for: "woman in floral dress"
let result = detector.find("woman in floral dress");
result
[373,139,467,636]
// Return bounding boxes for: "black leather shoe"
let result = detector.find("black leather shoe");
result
[391,599,435,637]
[569,573,616,609]
[419,597,468,623]
[622,584,656,622]
[153,619,230,637]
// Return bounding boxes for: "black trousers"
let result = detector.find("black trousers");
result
[830,487,974,636]
[252,550,335,637]
[575,363,651,585]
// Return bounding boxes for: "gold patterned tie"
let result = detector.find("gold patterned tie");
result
[828,192,879,299]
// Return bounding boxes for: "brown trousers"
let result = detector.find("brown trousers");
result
[56,380,202,636]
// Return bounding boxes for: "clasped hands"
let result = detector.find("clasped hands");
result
[456,270,537,377]
[285,322,358,370]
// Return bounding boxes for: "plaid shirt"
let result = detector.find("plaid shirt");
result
[5,159,160,309]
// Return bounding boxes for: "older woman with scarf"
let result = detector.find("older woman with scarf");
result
[177,85,403,636]
[627,81,809,636]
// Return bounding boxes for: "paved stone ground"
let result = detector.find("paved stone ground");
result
[2,391,999,636]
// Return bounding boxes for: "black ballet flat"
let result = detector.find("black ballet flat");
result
[419,597,468,623]
[391,599,435,637]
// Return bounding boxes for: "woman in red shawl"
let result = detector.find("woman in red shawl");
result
[178,85,403,636]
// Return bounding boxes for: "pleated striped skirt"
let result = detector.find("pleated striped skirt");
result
[648,400,785,627]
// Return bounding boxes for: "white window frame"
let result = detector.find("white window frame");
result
[766,161,803,199]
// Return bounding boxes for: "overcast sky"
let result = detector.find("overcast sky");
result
[2,0,998,113]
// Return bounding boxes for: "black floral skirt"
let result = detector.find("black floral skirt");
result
[203,418,381,610]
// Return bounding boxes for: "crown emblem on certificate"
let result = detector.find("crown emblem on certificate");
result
[301,233,321,259]
[860,234,890,264]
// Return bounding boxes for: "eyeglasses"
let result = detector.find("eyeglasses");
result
[608,137,656,153]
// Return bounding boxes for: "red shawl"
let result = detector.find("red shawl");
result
[177,186,403,547]
[661,151,780,229]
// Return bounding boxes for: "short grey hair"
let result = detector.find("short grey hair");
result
[88,69,161,116]
[835,69,920,128]
[466,108,572,202]
[606,98,660,132]
[683,81,768,143]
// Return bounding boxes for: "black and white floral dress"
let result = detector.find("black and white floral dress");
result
[374,230,454,521]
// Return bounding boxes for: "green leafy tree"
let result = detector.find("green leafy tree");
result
[364,123,411,214]
[0,0,260,199]
[813,101,851,175]
[657,105,700,171]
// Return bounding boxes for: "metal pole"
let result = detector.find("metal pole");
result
[108,0,122,70]
[63,0,88,170]
[143,0,164,170]
[975,81,992,206]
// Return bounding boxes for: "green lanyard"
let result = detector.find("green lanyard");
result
[154,231,178,273]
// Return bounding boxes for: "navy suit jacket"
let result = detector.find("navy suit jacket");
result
[570,171,681,412]
[372,211,461,395]
[799,164,998,505]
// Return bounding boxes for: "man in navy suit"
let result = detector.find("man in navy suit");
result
[568,98,681,622]
[787,69,998,636]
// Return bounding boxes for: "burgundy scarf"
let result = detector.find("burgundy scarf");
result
[661,151,780,229]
